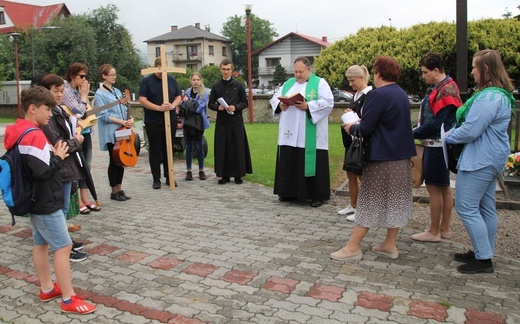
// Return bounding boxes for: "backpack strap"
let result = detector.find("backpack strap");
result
[16,128,39,146]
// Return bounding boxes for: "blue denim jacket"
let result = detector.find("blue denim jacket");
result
[446,90,511,173]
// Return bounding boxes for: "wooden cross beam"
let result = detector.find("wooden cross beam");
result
[141,45,186,190]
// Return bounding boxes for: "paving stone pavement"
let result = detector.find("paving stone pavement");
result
[1,131,520,323]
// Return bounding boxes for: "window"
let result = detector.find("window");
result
[155,47,161,58]
[209,45,214,55]
[266,58,281,67]
[187,45,197,56]
[222,46,227,57]
[187,64,198,71]
[0,11,5,25]
[306,56,315,65]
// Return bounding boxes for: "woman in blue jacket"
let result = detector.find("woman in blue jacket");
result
[183,72,210,181]
[95,64,133,202]
[446,49,515,274]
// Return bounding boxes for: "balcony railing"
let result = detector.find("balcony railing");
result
[258,66,294,75]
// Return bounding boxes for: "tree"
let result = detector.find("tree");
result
[86,4,143,92]
[0,4,143,93]
[314,19,520,96]
[221,14,278,86]
[199,65,222,89]
[272,64,287,85]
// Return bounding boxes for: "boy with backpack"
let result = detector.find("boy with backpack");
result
[3,86,96,314]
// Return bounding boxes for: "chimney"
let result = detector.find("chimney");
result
[171,25,178,31]
[195,23,200,29]
[322,36,328,42]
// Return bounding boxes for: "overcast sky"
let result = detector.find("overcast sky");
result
[13,0,519,56]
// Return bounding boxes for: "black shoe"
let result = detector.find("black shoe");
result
[165,179,178,187]
[218,177,230,185]
[72,241,84,251]
[119,190,131,200]
[153,181,161,189]
[234,177,243,184]
[457,259,494,274]
[310,200,323,208]
[110,192,127,201]
[185,171,193,181]
[70,250,88,262]
[199,171,206,180]
[454,250,476,263]
[279,196,297,202]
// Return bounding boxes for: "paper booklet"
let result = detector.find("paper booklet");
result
[217,97,234,115]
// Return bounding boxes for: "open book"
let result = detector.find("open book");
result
[277,93,305,106]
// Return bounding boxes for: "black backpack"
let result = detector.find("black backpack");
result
[0,128,38,225]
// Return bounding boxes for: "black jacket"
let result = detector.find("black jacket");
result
[41,106,84,182]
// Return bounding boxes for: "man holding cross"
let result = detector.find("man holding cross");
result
[139,57,182,189]
[270,56,334,208]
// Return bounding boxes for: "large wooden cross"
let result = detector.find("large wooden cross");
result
[141,45,186,190]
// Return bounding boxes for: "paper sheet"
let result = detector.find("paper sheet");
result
[441,123,449,169]
[217,97,234,115]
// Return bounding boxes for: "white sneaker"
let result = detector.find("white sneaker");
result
[346,213,356,222]
[337,204,356,215]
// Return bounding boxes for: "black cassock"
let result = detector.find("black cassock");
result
[208,78,252,178]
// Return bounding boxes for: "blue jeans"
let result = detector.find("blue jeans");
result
[62,181,72,220]
[184,131,204,171]
[455,166,498,260]
[31,210,72,252]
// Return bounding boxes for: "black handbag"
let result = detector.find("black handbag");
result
[447,143,464,174]
[345,128,365,169]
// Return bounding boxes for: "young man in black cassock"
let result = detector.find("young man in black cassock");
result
[208,59,252,184]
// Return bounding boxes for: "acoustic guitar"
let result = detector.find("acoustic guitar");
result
[112,91,137,167]
[62,89,130,132]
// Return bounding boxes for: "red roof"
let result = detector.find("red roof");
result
[0,1,70,34]
[252,32,332,55]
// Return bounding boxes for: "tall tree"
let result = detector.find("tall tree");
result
[0,4,143,93]
[272,64,288,86]
[86,4,143,92]
[221,14,278,86]
[314,19,520,96]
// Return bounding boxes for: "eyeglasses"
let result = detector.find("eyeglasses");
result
[106,74,117,77]
[77,74,87,79]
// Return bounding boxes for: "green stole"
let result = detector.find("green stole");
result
[282,73,320,177]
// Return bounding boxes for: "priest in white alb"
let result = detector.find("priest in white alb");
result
[270,56,334,208]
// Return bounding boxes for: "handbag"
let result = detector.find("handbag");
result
[345,128,365,169]
[447,143,464,174]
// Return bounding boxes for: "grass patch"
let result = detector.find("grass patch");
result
[0,118,16,123]
[203,122,345,187]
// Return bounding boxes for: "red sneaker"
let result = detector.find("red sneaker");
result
[61,295,96,314]
[39,283,62,302]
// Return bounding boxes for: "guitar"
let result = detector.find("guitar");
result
[62,89,130,131]
[112,90,137,167]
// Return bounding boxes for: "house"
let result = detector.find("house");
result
[253,32,332,88]
[0,0,70,34]
[144,23,232,70]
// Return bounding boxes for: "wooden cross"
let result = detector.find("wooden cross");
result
[141,45,186,190]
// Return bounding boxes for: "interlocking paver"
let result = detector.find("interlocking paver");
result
[1,132,520,323]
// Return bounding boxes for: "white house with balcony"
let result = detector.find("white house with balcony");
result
[253,32,332,89]
[144,23,232,70]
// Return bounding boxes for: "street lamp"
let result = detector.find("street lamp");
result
[31,26,61,77]
[8,33,22,118]
[245,4,254,124]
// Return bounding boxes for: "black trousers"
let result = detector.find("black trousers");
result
[106,143,124,187]
[145,122,175,182]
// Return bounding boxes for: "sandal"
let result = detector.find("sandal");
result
[85,202,101,212]
[79,205,91,215]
